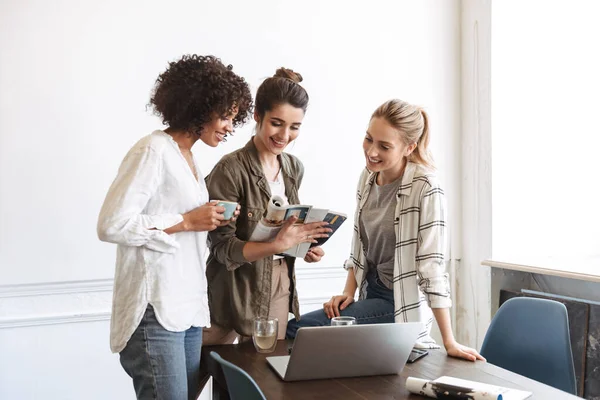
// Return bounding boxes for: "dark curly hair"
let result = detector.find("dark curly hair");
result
[149,55,253,136]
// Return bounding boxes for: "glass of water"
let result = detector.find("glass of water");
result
[331,316,357,326]
[253,317,278,353]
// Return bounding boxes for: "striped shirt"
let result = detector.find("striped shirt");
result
[344,162,452,347]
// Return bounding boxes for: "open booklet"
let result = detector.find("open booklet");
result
[248,195,347,258]
[406,376,532,400]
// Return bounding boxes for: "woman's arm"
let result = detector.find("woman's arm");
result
[206,161,330,269]
[323,170,369,317]
[242,216,330,262]
[415,181,452,308]
[241,238,288,262]
[432,308,485,361]
[97,145,183,253]
[342,267,358,297]
[416,180,484,361]
[163,201,225,234]
[323,268,358,318]
[205,162,249,270]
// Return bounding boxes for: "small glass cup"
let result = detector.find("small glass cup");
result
[252,317,278,353]
[331,316,357,326]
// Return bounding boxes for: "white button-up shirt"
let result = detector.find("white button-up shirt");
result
[98,130,210,353]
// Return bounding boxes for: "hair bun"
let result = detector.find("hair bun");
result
[274,67,303,83]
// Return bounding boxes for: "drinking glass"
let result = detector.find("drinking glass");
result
[253,317,278,353]
[331,316,357,326]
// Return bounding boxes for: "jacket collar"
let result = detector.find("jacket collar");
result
[242,137,298,186]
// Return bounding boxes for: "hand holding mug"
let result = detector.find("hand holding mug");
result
[183,201,225,232]
[212,200,240,226]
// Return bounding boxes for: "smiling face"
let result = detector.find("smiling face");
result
[253,103,305,155]
[363,117,417,181]
[198,109,238,147]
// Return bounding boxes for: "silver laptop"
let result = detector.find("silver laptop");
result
[266,322,422,381]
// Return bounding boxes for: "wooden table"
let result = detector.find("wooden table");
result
[202,340,581,399]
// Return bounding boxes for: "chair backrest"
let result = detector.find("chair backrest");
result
[209,351,267,400]
[480,297,577,394]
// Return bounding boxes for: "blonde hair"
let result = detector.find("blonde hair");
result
[371,99,434,169]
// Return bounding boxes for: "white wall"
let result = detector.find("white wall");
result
[492,1,600,261]
[0,1,461,399]
[456,0,492,349]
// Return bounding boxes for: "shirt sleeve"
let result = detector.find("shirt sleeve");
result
[416,181,452,308]
[97,144,182,253]
[206,161,247,271]
[345,169,370,271]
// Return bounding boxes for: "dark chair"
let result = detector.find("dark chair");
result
[209,351,267,400]
[480,296,577,394]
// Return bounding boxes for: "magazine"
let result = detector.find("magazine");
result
[248,195,347,258]
[405,376,532,400]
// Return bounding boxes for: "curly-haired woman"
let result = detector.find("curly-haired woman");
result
[97,54,252,400]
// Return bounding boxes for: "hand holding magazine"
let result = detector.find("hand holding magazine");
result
[248,195,347,258]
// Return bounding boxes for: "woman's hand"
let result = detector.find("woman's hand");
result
[218,204,241,227]
[322,293,355,318]
[444,340,486,362]
[182,201,225,232]
[273,216,331,253]
[304,246,325,263]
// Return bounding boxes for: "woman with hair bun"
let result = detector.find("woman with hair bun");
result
[203,68,332,346]
[287,99,485,363]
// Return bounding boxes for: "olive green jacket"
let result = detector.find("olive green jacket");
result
[205,138,303,336]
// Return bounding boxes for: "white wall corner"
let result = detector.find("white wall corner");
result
[458,0,493,349]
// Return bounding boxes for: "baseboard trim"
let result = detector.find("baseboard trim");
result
[0,311,112,329]
[0,278,113,298]
[0,268,344,328]
[0,279,114,329]
[295,266,346,280]
[0,266,344,298]
[300,296,334,306]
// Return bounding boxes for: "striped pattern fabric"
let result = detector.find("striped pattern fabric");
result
[344,162,452,348]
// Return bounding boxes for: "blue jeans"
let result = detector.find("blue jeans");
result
[287,270,395,338]
[119,305,203,400]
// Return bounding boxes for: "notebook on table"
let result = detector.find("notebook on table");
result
[406,375,533,400]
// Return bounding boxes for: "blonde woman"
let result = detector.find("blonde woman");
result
[287,99,484,362]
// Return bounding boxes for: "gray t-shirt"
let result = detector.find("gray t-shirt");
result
[359,174,401,289]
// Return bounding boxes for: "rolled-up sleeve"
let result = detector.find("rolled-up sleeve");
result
[416,182,452,308]
[97,145,182,254]
[206,162,247,270]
